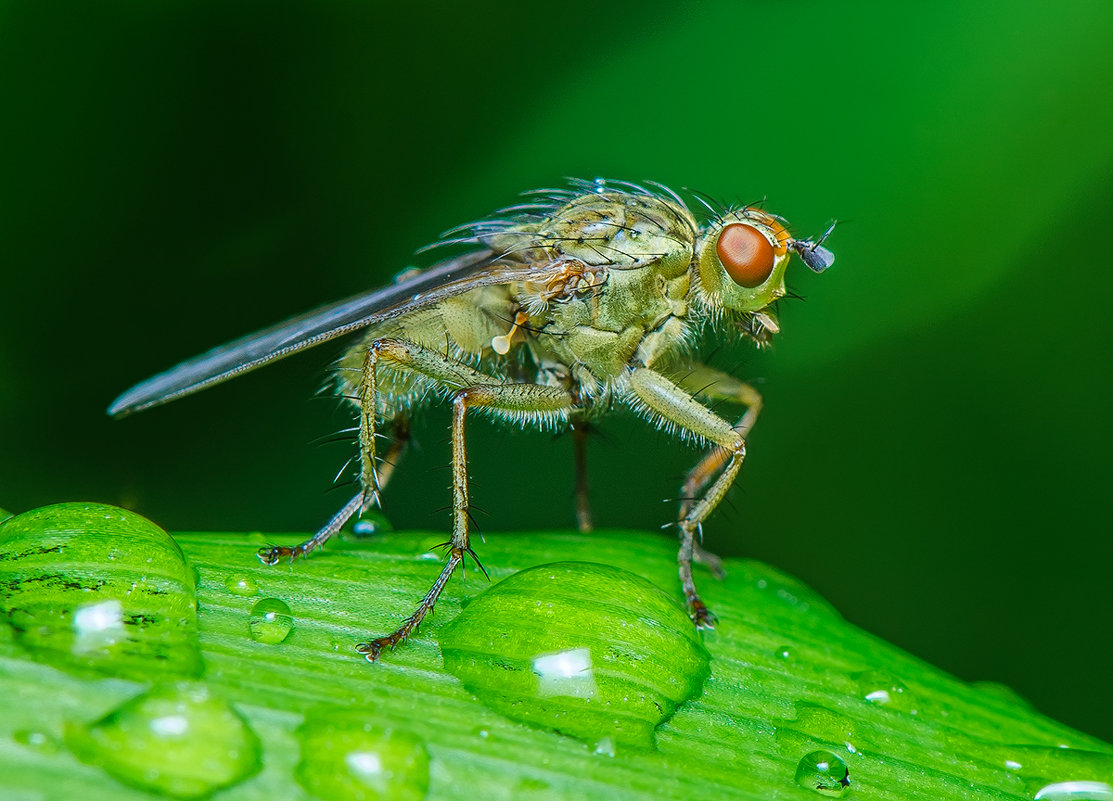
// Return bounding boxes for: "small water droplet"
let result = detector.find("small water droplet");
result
[65,682,261,799]
[973,680,1036,710]
[795,750,850,797]
[349,511,393,538]
[13,729,60,753]
[854,669,917,713]
[774,645,795,660]
[776,703,862,758]
[0,503,202,680]
[1034,781,1113,800]
[248,598,293,644]
[593,737,616,757]
[224,575,259,597]
[438,562,710,748]
[295,711,429,801]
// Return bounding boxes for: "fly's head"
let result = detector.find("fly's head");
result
[695,208,834,343]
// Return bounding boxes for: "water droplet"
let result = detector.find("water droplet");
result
[295,711,429,801]
[13,729,60,753]
[854,669,917,713]
[776,702,862,758]
[0,503,202,680]
[349,511,393,538]
[1007,746,1113,795]
[65,682,261,799]
[248,598,293,644]
[795,750,850,797]
[224,575,259,597]
[593,737,616,757]
[973,680,1036,710]
[437,562,710,748]
[1034,781,1113,800]
[774,645,795,660]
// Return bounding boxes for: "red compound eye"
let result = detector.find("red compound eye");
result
[717,223,775,288]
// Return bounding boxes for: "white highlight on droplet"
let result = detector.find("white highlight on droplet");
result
[72,599,126,654]
[533,647,597,699]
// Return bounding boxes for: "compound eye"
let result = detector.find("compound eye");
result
[717,223,775,288]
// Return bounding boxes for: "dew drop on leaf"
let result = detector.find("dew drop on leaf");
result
[248,597,293,644]
[0,503,202,680]
[437,561,710,749]
[224,575,259,597]
[794,750,851,797]
[64,682,261,799]
[295,711,429,801]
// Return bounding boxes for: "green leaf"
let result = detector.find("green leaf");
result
[1,504,1111,800]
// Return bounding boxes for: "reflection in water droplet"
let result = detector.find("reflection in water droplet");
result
[295,711,429,801]
[224,576,259,597]
[854,669,916,714]
[65,683,261,799]
[1034,781,1113,800]
[774,645,794,660]
[795,750,851,797]
[0,503,202,680]
[438,562,710,749]
[248,598,293,644]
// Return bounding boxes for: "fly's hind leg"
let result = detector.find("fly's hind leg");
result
[258,347,411,565]
[572,421,593,533]
[351,337,573,661]
[628,367,750,628]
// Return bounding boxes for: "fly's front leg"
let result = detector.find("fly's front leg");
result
[674,364,763,575]
[628,367,749,628]
[353,338,573,661]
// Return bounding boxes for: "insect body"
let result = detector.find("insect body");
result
[109,179,833,661]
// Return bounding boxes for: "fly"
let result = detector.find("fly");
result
[109,178,834,661]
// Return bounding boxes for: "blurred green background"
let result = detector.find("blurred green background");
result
[2,0,1111,743]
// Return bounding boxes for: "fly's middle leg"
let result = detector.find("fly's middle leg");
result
[350,338,573,661]
[628,367,749,628]
[257,346,404,565]
[675,365,762,577]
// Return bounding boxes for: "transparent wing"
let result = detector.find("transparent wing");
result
[108,248,558,416]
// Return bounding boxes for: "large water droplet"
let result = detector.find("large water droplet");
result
[795,750,851,797]
[248,598,293,644]
[437,561,710,749]
[295,711,429,801]
[65,682,261,799]
[0,503,202,680]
